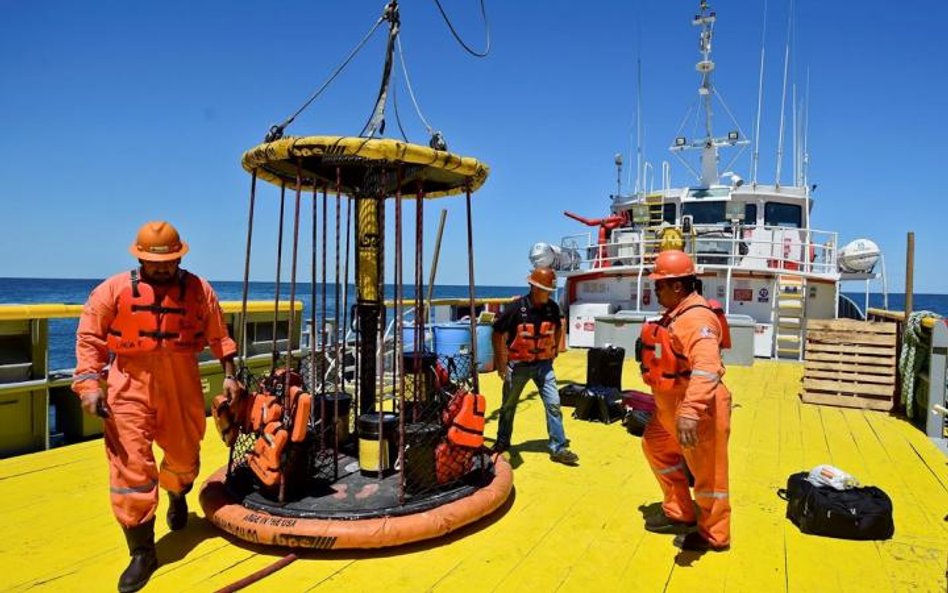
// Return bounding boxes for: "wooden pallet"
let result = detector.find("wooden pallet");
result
[802,318,898,411]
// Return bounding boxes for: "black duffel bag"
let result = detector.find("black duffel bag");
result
[778,472,894,540]
[573,386,624,424]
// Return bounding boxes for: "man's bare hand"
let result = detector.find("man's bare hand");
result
[222,376,243,401]
[676,416,698,449]
[81,390,110,419]
[495,362,508,382]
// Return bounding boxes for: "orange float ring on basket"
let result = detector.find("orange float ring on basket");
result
[199,455,513,550]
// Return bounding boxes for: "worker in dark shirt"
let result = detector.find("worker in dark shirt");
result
[491,267,579,466]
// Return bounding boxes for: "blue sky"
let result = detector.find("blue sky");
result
[2,1,946,292]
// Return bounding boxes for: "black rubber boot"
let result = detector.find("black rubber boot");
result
[166,490,189,531]
[119,519,158,593]
[644,513,697,534]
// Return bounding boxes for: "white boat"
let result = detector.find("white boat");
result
[532,0,887,361]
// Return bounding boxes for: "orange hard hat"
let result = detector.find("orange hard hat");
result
[648,249,695,280]
[527,267,557,292]
[129,221,189,262]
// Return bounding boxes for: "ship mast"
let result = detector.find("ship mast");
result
[670,0,748,187]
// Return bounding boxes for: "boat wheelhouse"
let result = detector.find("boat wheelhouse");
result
[536,1,885,361]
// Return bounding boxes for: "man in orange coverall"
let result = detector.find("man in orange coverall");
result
[72,221,241,592]
[638,249,731,552]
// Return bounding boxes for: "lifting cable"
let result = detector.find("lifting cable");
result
[431,0,491,58]
[265,3,390,141]
[361,2,401,137]
[396,36,447,150]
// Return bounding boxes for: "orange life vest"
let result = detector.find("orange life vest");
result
[211,392,248,447]
[248,392,283,432]
[636,302,730,391]
[446,391,486,448]
[435,440,475,484]
[248,421,288,487]
[705,298,732,349]
[106,269,208,354]
[507,298,557,362]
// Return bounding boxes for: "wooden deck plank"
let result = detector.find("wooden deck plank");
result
[807,330,896,346]
[801,391,895,412]
[804,360,896,375]
[804,351,895,365]
[804,369,895,385]
[803,378,895,397]
[805,343,894,356]
[808,319,897,333]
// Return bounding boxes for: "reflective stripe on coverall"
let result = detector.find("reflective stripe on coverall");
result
[641,291,731,547]
[72,271,237,527]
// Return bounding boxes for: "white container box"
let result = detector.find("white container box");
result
[754,323,774,358]
[568,301,617,348]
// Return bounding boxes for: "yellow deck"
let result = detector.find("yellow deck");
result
[1,351,946,592]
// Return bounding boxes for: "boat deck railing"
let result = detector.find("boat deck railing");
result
[867,308,948,452]
[558,225,840,276]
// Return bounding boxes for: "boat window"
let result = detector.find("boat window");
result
[663,203,676,224]
[687,187,730,198]
[764,202,802,228]
[681,201,726,224]
[744,203,757,225]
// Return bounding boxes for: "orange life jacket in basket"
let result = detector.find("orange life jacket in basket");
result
[248,421,288,487]
[445,391,486,449]
[106,269,208,354]
[636,301,730,391]
[211,392,249,447]
[507,298,557,362]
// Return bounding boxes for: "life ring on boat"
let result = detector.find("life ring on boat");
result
[199,456,514,549]
[659,227,685,252]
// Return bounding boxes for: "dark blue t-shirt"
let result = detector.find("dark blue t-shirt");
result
[492,295,562,347]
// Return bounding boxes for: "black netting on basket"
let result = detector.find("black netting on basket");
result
[403,435,492,498]
[436,352,475,387]
[401,351,446,425]
[399,383,493,498]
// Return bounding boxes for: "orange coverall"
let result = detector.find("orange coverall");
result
[72,271,236,527]
[641,292,731,547]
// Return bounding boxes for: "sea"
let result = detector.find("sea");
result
[1,277,945,372]
[0,277,524,371]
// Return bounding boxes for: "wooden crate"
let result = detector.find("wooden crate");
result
[802,319,898,411]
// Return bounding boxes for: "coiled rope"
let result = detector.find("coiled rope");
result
[898,310,941,418]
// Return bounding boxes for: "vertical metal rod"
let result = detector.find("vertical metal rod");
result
[905,231,915,319]
[271,182,287,375]
[230,169,257,477]
[279,164,304,504]
[416,184,425,328]
[320,186,330,471]
[309,186,317,379]
[413,183,424,411]
[321,186,328,389]
[335,170,346,480]
[312,188,323,453]
[238,170,257,369]
[464,188,479,393]
[376,188,387,477]
[394,169,405,501]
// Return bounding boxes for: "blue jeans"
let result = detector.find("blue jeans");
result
[495,359,569,454]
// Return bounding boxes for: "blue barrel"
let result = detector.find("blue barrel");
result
[432,322,470,356]
[433,322,493,372]
[402,324,432,353]
[475,323,493,371]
